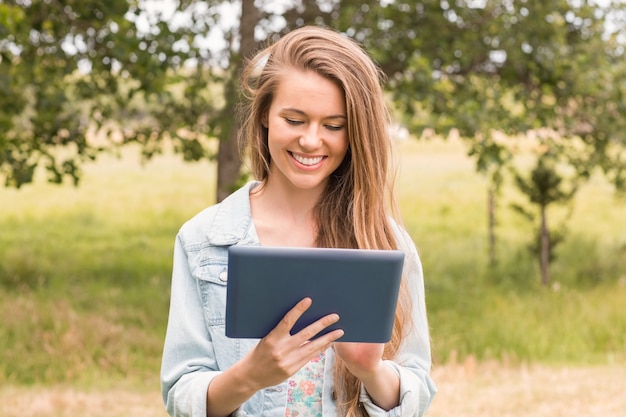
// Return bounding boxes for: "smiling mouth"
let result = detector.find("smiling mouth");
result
[290,152,325,166]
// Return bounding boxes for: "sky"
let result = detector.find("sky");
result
[133,0,625,51]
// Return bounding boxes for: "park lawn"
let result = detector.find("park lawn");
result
[0,138,625,390]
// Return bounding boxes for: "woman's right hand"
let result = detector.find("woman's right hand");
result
[206,297,342,417]
[243,297,343,390]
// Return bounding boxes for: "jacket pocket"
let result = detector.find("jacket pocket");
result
[193,246,258,369]
[196,262,229,326]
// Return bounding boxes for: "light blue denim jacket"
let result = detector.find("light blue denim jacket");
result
[161,181,437,417]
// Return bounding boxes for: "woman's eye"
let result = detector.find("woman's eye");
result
[285,118,303,126]
[326,125,344,131]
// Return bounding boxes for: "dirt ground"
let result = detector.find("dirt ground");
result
[428,361,626,417]
[1,363,624,417]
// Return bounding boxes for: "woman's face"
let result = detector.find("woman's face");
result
[263,69,348,195]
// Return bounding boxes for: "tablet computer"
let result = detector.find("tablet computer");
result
[225,246,404,343]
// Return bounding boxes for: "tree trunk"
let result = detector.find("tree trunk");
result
[215,0,258,202]
[488,185,497,267]
[539,205,551,286]
[216,128,241,202]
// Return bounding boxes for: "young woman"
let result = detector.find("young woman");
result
[161,26,437,417]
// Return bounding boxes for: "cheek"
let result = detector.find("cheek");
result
[266,118,283,139]
[266,130,284,161]
[336,135,349,158]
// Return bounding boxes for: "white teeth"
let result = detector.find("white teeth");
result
[292,153,324,166]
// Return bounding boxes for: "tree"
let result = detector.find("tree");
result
[3,0,625,215]
[213,4,248,202]
[510,139,578,286]
[0,0,258,201]
[328,0,626,274]
[0,0,196,187]
[467,132,511,266]
[0,0,335,201]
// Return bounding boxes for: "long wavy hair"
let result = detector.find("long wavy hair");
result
[238,26,412,416]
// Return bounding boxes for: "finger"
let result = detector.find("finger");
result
[293,312,341,344]
[300,328,344,357]
[273,297,312,334]
[316,328,344,346]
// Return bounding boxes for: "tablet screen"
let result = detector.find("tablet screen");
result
[225,246,404,343]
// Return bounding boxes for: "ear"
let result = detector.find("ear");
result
[261,111,269,128]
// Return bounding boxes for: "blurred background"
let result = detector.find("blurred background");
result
[1,1,625,416]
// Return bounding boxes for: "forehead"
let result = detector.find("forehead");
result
[271,69,346,116]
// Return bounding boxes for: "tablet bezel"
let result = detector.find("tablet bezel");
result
[225,246,404,343]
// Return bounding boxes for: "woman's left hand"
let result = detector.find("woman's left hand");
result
[333,342,385,381]
[333,342,401,410]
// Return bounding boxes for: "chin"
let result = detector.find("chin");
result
[286,176,328,192]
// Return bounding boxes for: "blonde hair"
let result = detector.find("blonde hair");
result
[239,26,411,416]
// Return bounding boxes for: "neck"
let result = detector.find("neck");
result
[256,177,324,220]
[250,178,325,247]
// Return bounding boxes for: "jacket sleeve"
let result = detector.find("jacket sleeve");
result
[359,226,438,416]
[160,234,220,417]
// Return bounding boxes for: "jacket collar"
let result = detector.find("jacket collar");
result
[206,181,260,246]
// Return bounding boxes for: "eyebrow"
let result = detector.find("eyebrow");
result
[280,107,347,120]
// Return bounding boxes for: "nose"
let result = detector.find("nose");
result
[298,125,322,150]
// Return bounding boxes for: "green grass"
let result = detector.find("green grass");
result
[394,138,626,366]
[0,146,216,387]
[1,139,625,387]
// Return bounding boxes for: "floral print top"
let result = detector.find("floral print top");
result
[284,352,326,417]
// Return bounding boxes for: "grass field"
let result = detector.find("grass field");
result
[1,138,625,414]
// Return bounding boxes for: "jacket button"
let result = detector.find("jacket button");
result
[219,269,228,282]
